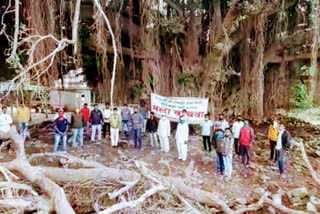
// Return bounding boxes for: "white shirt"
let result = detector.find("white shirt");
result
[201,120,213,136]
[175,122,189,142]
[276,129,285,150]
[158,118,171,137]
[103,109,111,122]
[232,121,244,139]
[0,113,13,133]
[214,119,229,131]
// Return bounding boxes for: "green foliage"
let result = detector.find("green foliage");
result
[293,83,313,109]
[177,72,200,90]
[132,82,145,98]
[79,25,90,48]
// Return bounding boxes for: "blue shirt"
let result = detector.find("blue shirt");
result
[201,120,213,136]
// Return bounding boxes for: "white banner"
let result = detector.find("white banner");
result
[151,93,208,124]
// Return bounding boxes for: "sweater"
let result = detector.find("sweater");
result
[268,125,279,141]
[17,106,30,123]
[71,113,84,128]
[90,110,104,125]
[131,113,144,130]
[80,107,90,123]
[239,126,254,146]
[146,118,158,132]
[54,118,68,134]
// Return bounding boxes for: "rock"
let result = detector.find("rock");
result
[287,187,309,204]
[236,198,247,205]
[289,187,308,198]
[260,175,270,180]
[307,202,317,213]
[315,150,320,157]
[310,196,320,209]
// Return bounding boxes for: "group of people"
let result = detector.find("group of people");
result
[0,101,291,180]
[199,114,291,179]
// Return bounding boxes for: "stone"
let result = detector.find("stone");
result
[315,150,320,157]
[287,187,309,205]
[310,196,320,209]
[236,198,247,205]
[289,187,308,198]
[307,202,317,213]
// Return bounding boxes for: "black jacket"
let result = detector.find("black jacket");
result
[146,118,158,132]
[282,130,291,150]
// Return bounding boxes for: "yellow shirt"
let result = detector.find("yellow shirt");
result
[17,106,30,123]
[268,125,279,141]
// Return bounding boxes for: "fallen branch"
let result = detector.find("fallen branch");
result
[0,127,75,213]
[98,184,166,214]
[293,139,320,186]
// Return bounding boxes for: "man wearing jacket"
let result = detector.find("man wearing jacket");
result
[90,104,104,143]
[239,120,254,165]
[53,109,68,152]
[132,106,144,149]
[81,103,90,140]
[71,108,84,148]
[158,115,171,152]
[146,112,158,148]
[121,104,131,137]
[276,124,291,177]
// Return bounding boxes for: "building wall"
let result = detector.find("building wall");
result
[50,89,91,111]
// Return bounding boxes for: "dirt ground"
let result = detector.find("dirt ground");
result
[1,115,319,213]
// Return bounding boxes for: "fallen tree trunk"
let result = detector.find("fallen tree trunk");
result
[0,127,75,214]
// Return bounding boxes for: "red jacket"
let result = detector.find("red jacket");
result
[239,126,254,146]
[81,107,90,123]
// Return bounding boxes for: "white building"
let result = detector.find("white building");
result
[49,68,91,111]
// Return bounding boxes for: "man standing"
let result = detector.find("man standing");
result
[158,115,171,152]
[239,120,254,165]
[224,128,234,180]
[132,106,144,149]
[110,107,121,147]
[121,104,131,137]
[90,104,104,143]
[139,102,148,135]
[268,120,279,161]
[175,116,189,161]
[53,109,68,152]
[232,116,244,155]
[200,114,213,152]
[80,103,90,140]
[0,106,13,133]
[146,112,159,148]
[276,124,291,177]
[103,103,111,138]
[71,108,84,148]
[17,103,30,139]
